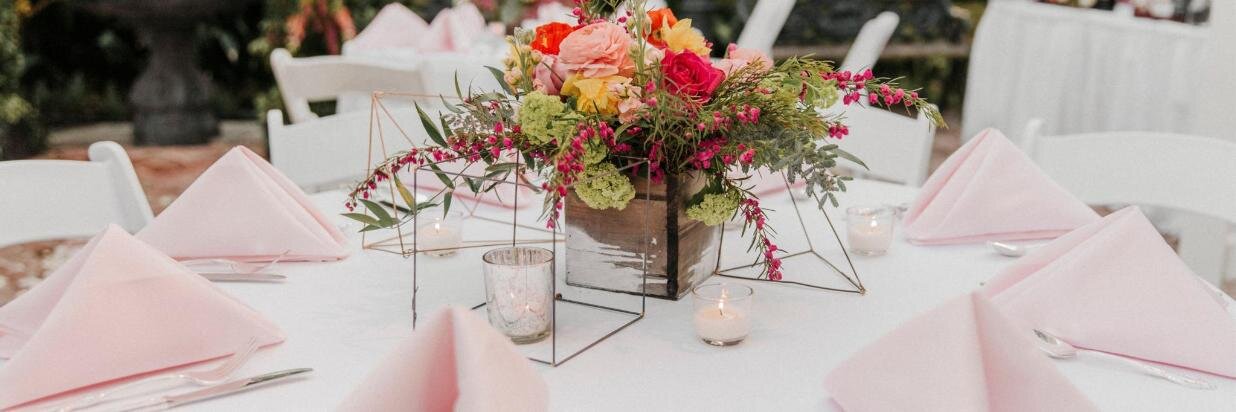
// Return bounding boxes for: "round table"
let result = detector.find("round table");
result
[156,179,1236,411]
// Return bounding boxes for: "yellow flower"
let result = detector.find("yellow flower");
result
[661,19,710,57]
[561,75,629,116]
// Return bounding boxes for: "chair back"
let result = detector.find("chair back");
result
[736,0,795,57]
[268,107,427,192]
[0,141,153,246]
[270,48,427,124]
[836,104,937,187]
[1023,126,1236,223]
[840,12,899,72]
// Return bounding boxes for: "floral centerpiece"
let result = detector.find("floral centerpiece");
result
[344,0,943,298]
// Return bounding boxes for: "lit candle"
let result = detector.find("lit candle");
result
[692,283,753,346]
[482,247,554,344]
[417,213,463,257]
[846,206,894,256]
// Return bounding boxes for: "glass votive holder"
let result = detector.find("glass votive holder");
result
[846,206,895,256]
[481,246,554,344]
[691,283,753,346]
[416,211,464,257]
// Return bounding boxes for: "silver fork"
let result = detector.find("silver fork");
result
[54,337,261,411]
[181,250,291,275]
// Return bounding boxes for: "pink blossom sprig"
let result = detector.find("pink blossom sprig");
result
[739,197,783,281]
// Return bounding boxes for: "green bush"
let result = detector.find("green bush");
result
[1,0,46,160]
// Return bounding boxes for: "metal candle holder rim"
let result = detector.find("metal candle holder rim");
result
[481,246,553,266]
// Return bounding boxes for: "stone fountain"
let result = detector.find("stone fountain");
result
[81,0,251,145]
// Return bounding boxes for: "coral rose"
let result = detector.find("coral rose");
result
[646,7,678,48]
[558,22,632,78]
[531,22,575,55]
[661,50,725,101]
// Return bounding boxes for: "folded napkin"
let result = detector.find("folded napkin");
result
[418,3,490,53]
[902,128,1098,245]
[138,146,348,262]
[338,307,548,412]
[825,293,1097,412]
[348,3,430,51]
[980,206,1236,377]
[0,226,284,409]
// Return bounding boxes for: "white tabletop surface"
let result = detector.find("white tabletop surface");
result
[19,179,1235,411]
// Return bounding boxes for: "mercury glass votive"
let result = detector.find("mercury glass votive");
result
[692,283,753,346]
[481,246,554,344]
[416,212,464,257]
[846,206,895,256]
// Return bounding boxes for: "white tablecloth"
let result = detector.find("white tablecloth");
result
[962,1,1209,142]
[168,181,1236,409]
[11,180,1234,411]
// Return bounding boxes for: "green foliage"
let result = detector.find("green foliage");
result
[1,0,45,160]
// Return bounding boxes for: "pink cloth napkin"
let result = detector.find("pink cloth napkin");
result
[824,293,1097,412]
[417,3,489,52]
[348,3,430,51]
[980,206,1236,377]
[902,128,1099,245]
[138,146,348,262]
[338,307,548,412]
[0,226,284,410]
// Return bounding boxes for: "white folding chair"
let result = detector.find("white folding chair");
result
[736,0,796,57]
[0,141,153,246]
[269,48,428,124]
[835,104,937,187]
[839,11,899,72]
[1023,120,1236,285]
[267,106,430,192]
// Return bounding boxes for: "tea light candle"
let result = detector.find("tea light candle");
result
[846,206,894,256]
[692,283,753,346]
[482,247,554,344]
[417,212,463,257]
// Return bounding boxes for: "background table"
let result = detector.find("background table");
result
[963,1,1208,142]
[47,179,1236,411]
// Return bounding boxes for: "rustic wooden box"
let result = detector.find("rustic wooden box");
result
[564,172,721,300]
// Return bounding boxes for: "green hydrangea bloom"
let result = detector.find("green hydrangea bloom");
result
[686,190,741,226]
[582,139,608,165]
[574,163,635,210]
[518,92,576,144]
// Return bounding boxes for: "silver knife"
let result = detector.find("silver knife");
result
[198,273,287,283]
[112,368,312,411]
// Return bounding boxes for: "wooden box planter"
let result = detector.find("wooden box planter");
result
[564,172,721,300]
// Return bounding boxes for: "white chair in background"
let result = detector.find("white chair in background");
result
[269,48,428,124]
[835,104,938,187]
[1022,120,1236,285]
[267,106,429,192]
[736,0,796,57]
[0,141,153,246]
[839,11,899,72]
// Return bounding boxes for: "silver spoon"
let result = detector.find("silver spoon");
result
[1033,329,1216,390]
[989,241,1032,257]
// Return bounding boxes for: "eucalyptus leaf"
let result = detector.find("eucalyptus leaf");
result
[486,66,516,95]
[342,213,381,226]
[358,199,395,226]
[415,103,448,147]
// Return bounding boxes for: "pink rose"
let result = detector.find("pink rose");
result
[715,43,773,75]
[558,22,632,78]
[532,54,570,95]
[661,50,725,101]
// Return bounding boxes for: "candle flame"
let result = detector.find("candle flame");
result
[868,219,879,229]
[433,222,442,232]
[717,288,728,315]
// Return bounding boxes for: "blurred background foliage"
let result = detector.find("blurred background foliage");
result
[3,0,982,159]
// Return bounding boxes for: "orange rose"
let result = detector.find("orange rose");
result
[645,7,678,48]
[531,22,575,55]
